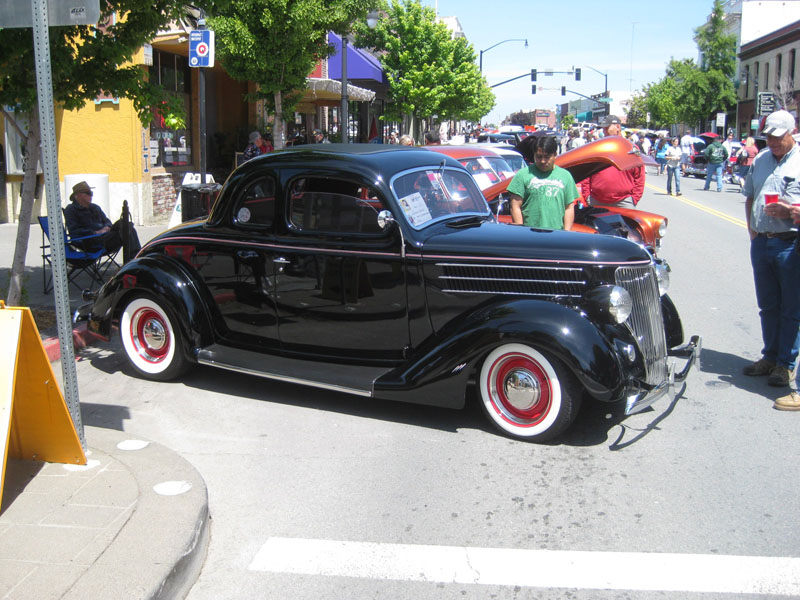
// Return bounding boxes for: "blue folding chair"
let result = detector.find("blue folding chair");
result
[38,216,120,293]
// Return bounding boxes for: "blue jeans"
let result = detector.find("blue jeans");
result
[750,235,800,371]
[666,165,681,194]
[704,162,724,191]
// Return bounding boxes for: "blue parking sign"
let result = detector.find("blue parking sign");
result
[189,30,214,68]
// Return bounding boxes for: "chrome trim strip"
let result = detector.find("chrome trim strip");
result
[196,357,374,397]
[435,262,585,273]
[440,276,587,285]
[441,288,581,297]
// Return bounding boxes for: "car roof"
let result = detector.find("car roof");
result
[424,145,504,159]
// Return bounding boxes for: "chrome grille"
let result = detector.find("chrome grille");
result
[437,263,587,297]
[615,265,668,385]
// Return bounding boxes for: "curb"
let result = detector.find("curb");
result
[42,321,104,362]
[64,427,210,600]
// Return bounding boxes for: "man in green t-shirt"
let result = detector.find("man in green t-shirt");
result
[507,136,579,229]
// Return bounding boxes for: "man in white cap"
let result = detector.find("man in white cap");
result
[579,115,645,208]
[741,110,800,403]
[64,180,141,259]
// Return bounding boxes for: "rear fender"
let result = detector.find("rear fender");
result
[374,298,629,408]
[88,255,215,357]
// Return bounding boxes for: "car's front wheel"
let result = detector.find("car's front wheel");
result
[120,296,189,381]
[478,344,581,442]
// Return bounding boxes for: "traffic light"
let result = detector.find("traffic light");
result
[575,68,581,81]
[531,85,536,94]
[561,86,566,96]
[531,69,537,82]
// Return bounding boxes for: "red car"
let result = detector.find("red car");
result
[478,136,668,252]
[424,145,516,190]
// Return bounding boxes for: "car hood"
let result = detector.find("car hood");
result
[482,136,650,203]
[417,220,651,265]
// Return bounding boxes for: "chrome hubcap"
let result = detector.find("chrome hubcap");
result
[142,318,166,351]
[504,369,540,411]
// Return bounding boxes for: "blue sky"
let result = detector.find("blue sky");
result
[419,0,715,123]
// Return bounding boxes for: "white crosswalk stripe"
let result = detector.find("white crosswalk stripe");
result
[249,537,800,596]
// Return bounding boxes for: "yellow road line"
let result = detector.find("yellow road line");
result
[645,182,747,228]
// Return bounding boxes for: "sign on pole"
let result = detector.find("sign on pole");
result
[189,29,214,68]
[758,92,776,115]
[716,112,726,129]
[0,0,99,27]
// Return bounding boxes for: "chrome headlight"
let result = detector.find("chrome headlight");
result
[658,220,668,238]
[654,259,670,295]
[585,285,633,324]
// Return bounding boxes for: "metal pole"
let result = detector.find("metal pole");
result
[31,0,84,448]
[199,18,207,183]
[341,36,349,143]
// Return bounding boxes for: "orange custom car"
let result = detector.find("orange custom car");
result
[482,136,667,252]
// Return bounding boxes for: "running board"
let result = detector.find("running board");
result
[195,344,391,397]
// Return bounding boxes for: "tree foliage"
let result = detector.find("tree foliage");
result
[626,0,736,131]
[0,0,220,305]
[355,0,493,134]
[209,0,373,149]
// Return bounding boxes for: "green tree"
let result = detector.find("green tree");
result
[0,1,217,306]
[560,113,575,131]
[209,0,373,150]
[355,0,493,139]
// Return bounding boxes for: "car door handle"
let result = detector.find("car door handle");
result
[273,257,291,265]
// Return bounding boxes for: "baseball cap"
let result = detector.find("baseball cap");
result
[600,115,622,128]
[762,110,796,137]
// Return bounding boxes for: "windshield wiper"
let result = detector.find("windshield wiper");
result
[446,215,490,228]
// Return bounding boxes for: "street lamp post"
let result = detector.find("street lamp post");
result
[341,10,380,144]
[479,38,527,73]
[585,65,609,118]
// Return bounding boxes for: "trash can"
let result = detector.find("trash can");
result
[180,183,221,222]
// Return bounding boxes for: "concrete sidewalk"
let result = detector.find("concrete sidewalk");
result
[1,221,211,599]
[0,426,209,600]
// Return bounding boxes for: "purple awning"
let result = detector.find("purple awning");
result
[328,32,386,83]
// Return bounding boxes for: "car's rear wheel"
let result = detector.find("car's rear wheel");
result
[478,344,581,442]
[120,296,188,381]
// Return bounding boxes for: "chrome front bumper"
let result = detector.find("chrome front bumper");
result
[625,334,702,415]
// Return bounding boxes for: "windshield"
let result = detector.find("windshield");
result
[499,153,525,172]
[390,167,491,229]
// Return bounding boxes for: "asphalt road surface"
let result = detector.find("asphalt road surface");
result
[74,168,800,599]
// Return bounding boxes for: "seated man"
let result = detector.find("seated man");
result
[64,181,141,258]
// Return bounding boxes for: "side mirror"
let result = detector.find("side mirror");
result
[377,209,396,230]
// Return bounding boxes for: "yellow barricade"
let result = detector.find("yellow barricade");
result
[0,304,86,510]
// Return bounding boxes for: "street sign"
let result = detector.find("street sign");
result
[716,112,726,128]
[758,92,776,115]
[189,29,215,68]
[0,0,99,27]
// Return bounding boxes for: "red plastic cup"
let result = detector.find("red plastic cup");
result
[765,193,779,204]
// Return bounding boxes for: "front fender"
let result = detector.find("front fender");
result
[374,298,629,408]
[88,255,215,355]
[661,293,684,349]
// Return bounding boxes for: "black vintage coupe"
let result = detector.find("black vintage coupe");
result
[81,145,699,442]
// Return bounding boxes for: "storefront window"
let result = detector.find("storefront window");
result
[150,50,192,168]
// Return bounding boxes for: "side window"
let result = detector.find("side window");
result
[233,176,276,226]
[288,177,384,234]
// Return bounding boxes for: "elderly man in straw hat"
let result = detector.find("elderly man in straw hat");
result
[63,180,141,259]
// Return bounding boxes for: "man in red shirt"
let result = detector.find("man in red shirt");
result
[580,115,645,208]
